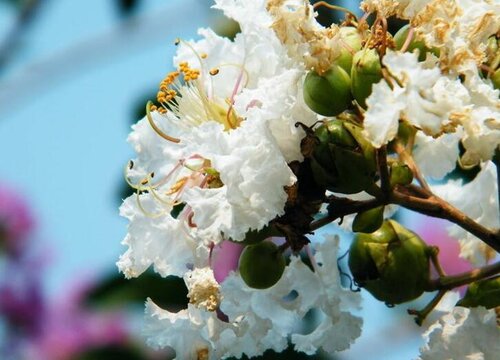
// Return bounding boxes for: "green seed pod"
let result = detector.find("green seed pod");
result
[238,241,286,289]
[394,24,440,61]
[352,206,385,233]
[351,48,382,108]
[389,161,413,187]
[348,220,431,305]
[335,26,363,74]
[310,119,377,194]
[457,276,500,309]
[303,65,353,116]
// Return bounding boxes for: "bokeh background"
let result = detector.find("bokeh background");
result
[0,1,472,359]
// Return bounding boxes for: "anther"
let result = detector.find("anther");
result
[209,68,219,76]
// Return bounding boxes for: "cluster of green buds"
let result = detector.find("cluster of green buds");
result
[303,26,384,113]
[309,118,377,194]
[348,220,431,305]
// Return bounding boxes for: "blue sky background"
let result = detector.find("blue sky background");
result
[0,1,428,358]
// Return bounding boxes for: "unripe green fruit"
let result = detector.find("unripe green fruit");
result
[352,206,384,233]
[351,49,382,108]
[303,65,353,116]
[348,220,431,305]
[389,161,413,187]
[310,119,377,194]
[394,24,439,61]
[335,27,363,74]
[238,241,286,289]
[457,276,500,309]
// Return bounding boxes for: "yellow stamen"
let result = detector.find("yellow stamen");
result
[146,101,181,143]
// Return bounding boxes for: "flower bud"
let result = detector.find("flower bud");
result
[238,241,286,289]
[394,24,439,61]
[352,206,384,233]
[303,65,353,116]
[335,26,363,74]
[350,48,382,108]
[348,220,431,305]
[457,276,500,309]
[389,161,413,187]
[310,119,377,194]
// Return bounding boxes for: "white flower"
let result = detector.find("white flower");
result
[234,68,318,162]
[221,236,363,355]
[413,131,461,180]
[412,0,500,71]
[419,306,500,360]
[267,0,342,74]
[117,194,198,278]
[360,0,429,18]
[185,267,221,312]
[144,300,226,360]
[432,162,499,265]
[182,119,296,242]
[363,51,469,148]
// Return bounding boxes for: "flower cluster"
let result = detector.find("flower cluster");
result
[119,0,500,359]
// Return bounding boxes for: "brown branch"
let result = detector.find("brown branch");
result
[309,197,384,231]
[427,260,500,291]
[391,189,500,253]
[393,140,431,193]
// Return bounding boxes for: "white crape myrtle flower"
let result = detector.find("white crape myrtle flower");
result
[413,131,462,180]
[363,51,470,148]
[144,237,362,359]
[360,0,430,18]
[221,236,363,356]
[418,306,500,360]
[363,51,499,166]
[267,0,343,74]
[185,267,221,312]
[411,0,500,72]
[233,68,318,162]
[118,194,204,279]
[433,162,499,265]
[459,64,500,167]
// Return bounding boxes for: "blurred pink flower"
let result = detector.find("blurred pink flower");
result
[23,282,128,360]
[0,184,35,258]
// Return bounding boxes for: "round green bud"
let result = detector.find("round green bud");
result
[393,24,440,61]
[350,48,382,108]
[335,26,363,74]
[389,161,414,187]
[238,241,286,289]
[348,220,431,305]
[457,276,500,309]
[310,119,377,194]
[352,206,385,233]
[303,65,353,116]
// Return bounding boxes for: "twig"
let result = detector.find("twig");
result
[391,190,500,253]
[427,260,500,291]
[377,146,391,195]
[408,290,447,326]
[310,197,384,231]
[393,140,431,193]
